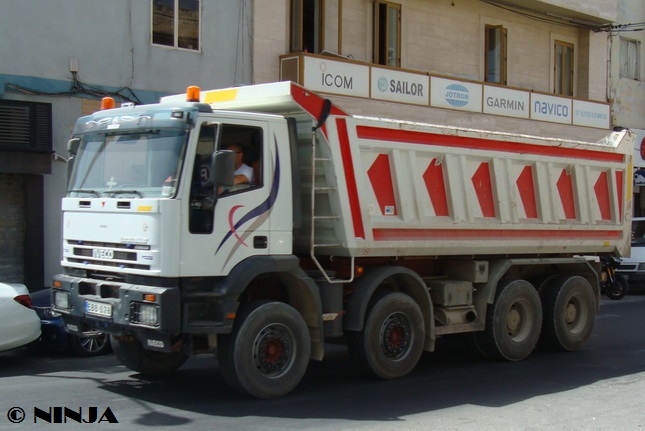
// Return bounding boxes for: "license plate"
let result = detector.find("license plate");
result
[85,300,112,317]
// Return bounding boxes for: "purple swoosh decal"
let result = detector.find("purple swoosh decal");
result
[215,139,281,254]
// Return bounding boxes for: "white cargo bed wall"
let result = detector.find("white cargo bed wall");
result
[319,116,632,258]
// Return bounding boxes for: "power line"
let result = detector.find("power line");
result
[5,72,142,105]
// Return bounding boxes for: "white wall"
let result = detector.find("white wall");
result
[0,0,253,97]
[609,0,645,132]
[0,0,254,285]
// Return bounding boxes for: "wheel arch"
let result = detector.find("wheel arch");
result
[480,258,600,310]
[344,266,435,351]
[216,256,325,360]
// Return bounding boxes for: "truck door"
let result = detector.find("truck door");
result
[183,120,271,275]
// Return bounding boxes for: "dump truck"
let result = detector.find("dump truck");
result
[52,82,632,398]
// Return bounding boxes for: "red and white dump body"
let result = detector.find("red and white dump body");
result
[191,82,632,260]
[54,82,632,399]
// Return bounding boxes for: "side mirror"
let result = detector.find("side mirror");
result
[211,150,235,188]
[67,137,80,155]
[66,156,76,184]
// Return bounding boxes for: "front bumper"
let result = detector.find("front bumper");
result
[52,274,181,352]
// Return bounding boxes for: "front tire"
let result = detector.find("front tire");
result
[540,275,596,351]
[473,279,542,361]
[347,292,425,380]
[218,301,311,399]
[111,336,187,376]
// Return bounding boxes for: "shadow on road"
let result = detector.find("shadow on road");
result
[2,296,643,423]
[98,297,645,422]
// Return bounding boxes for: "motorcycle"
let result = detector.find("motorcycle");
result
[600,255,629,300]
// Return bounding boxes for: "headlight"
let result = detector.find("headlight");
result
[53,290,71,310]
[131,302,159,326]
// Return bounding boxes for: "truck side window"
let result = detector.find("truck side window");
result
[219,125,263,194]
[189,124,217,234]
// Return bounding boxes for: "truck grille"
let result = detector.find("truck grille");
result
[73,247,137,261]
[66,240,151,270]
[67,240,150,250]
[67,258,151,271]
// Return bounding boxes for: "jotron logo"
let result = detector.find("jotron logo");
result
[445,84,469,107]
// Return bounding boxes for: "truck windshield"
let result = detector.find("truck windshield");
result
[68,130,188,198]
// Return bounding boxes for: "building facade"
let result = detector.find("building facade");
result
[606,1,645,215]
[0,0,643,289]
[254,0,623,143]
[0,0,253,288]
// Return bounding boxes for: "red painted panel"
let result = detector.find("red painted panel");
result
[356,126,624,163]
[557,170,576,220]
[290,82,348,117]
[616,170,624,221]
[367,154,397,215]
[517,165,538,219]
[472,162,496,218]
[336,118,365,238]
[423,159,449,217]
[594,172,611,221]
[373,228,622,241]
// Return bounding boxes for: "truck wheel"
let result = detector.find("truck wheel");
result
[473,279,542,361]
[540,275,596,351]
[111,336,187,376]
[218,301,311,399]
[347,292,425,380]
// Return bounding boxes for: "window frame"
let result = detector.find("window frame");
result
[553,39,574,96]
[290,0,325,54]
[373,1,401,67]
[620,37,641,81]
[151,0,201,52]
[484,24,507,85]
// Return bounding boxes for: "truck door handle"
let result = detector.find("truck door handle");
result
[254,236,268,249]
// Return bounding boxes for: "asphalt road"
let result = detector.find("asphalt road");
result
[1,295,643,431]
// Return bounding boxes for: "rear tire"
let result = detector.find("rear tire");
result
[111,336,187,376]
[540,275,596,351]
[218,301,311,399]
[473,279,542,361]
[347,292,425,379]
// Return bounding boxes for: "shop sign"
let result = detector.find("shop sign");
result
[430,77,482,112]
[303,56,369,98]
[531,93,572,124]
[371,68,429,105]
[483,86,529,119]
[572,100,610,129]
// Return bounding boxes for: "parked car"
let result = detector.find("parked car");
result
[617,217,645,292]
[0,282,41,353]
[30,289,111,357]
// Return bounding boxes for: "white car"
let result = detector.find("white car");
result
[0,282,41,352]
